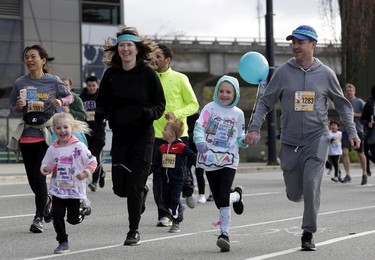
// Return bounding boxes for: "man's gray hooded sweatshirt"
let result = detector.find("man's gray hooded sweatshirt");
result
[248,58,358,146]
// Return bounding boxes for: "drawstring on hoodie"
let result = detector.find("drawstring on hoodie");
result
[294,146,299,152]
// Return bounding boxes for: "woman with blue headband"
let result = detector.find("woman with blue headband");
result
[95,26,166,246]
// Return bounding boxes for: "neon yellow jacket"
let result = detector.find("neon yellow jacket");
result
[153,67,199,138]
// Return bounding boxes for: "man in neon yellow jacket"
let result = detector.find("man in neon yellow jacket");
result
[152,44,199,227]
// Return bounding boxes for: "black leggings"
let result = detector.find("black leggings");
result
[111,127,153,231]
[328,155,341,177]
[20,141,48,218]
[195,167,205,194]
[85,125,105,183]
[187,137,206,195]
[52,196,81,243]
[206,168,235,209]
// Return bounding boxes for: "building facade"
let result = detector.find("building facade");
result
[0,0,123,162]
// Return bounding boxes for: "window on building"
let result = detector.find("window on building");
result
[82,0,121,25]
[0,0,23,110]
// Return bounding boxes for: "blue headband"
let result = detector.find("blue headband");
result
[116,34,141,44]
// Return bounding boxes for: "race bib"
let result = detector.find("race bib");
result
[86,111,95,121]
[294,91,315,111]
[27,100,45,113]
[162,154,176,168]
[56,163,74,189]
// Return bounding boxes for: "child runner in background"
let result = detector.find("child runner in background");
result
[151,119,195,233]
[193,75,247,252]
[328,120,342,182]
[40,112,97,254]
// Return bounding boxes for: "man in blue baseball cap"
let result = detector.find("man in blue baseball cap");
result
[286,25,318,42]
[245,25,360,251]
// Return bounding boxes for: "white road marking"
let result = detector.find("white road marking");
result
[24,205,375,260]
[246,230,375,260]
[0,193,33,198]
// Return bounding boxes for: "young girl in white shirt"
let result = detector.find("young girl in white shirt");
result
[40,112,97,254]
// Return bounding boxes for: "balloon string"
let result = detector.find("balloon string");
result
[247,83,261,131]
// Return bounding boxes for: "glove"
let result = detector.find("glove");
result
[196,142,209,154]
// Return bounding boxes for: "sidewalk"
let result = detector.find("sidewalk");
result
[0,162,361,185]
[0,162,281,185]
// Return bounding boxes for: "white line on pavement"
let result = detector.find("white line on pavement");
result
[246,230,375,260]
[0,214,34,220]
[25,205,375,260]
[0,193,33,198]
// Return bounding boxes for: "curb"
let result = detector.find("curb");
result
[0,163,362,185]
[0,163,281,185]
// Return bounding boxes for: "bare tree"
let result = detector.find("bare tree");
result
[320,0,375,85]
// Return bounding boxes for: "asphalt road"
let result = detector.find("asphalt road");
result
[1,167,375,260]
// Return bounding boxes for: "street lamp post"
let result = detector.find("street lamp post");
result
[265,0,278,165]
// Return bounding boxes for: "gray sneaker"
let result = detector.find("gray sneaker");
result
[54,242,70,254]
[29,216,43,233]
[217,232,230,252]
[186,194,197,209]
[169,222,180,233]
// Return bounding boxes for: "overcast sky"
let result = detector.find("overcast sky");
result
[123,0,341,43]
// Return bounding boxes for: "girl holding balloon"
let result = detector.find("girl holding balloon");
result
[193,75,247,252]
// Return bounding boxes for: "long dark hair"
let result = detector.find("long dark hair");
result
[22,45,50,73]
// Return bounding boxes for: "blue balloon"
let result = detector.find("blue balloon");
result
[238,52,269,84]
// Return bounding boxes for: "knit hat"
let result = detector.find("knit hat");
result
[286,25,318,42]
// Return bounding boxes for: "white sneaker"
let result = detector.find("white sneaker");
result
[197,194,206,204]
[156,217,172,227]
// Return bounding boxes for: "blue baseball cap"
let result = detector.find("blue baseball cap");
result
[286,25,318,42]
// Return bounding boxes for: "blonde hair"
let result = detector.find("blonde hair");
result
[166,119,184,139]
[345,83,356,91]
[61,76,72,87]
[52,112,91,135]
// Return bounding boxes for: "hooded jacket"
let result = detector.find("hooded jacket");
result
[248,58,358,146]
[95,64,165,132]
[193,75,247,171]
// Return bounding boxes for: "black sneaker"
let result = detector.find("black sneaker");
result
[233,186,244,215]
[30,216,43,233]
[217,232,230,252]
[124,230,140,246]
[341,175,351,183]
[88,182,97,192]
[44,195,53,223]
[207,194,214,201]
[361,175,368,185]
[99,171,106,188]
[301,231,316,251]
[141,185,149,214]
